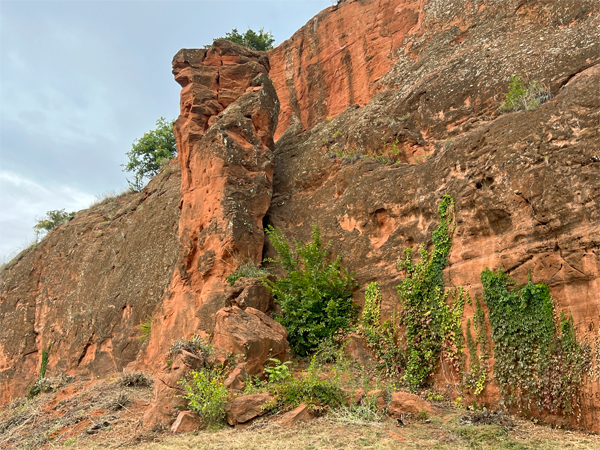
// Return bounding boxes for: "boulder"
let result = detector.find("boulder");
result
[224,277,273,313]
[171,410,202,433]
[225,392,274,426]
[142,350,205,430]
[212,306,289,376]
[278,404,313,428]
[224,364,248,391]
[388,392,434,418]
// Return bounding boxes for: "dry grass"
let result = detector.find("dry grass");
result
[139,413,600,450]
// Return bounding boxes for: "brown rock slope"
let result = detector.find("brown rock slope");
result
[266,0,599,431]
[0,164,181,404]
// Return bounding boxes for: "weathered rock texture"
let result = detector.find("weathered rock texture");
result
[266,0,599,431]
[0,0,598,434]
[142,39,280,366]
[0,164,181,404]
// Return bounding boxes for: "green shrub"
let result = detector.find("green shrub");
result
[225,262,270,286]
[264,224,358,356]
[122,117,176,192]
[499,75,551,113]
[264,358,292,383]
[34,210,74,239]
[362,282,382,328]
[221,28,275,51]
[266,364,343,411]
[179,367,229,428]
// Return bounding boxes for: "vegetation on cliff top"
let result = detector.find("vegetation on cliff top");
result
[122,117,176,192]
[221,28,275,51]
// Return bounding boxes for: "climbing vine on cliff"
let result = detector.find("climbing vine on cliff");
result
[482,269,592,417]
[462,298,490,396]
[396,194,462,390]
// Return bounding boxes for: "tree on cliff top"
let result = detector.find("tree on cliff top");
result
[122,117,176,192]
[221,28,275,51]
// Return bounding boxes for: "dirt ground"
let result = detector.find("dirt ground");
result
[1,373,598,450]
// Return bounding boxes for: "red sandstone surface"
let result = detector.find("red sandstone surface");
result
[0,0,598,435]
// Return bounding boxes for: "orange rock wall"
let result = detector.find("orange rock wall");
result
[141,40,280,366]
[269,0,424,140]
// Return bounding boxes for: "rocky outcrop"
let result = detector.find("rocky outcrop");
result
[265,0,599,431]
[212,306,289,376]
[141,39,280,366]
[0,163,181,404]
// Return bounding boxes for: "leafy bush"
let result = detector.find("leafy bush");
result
[179,367,229,428]
[264,224,358,356]
[266,364,343,412]
[221,28,275,51]
[225,262,270,286]
[264,358,292,383]
[499,75,552,113]
[34,210,74,239]
[122,117,176,191]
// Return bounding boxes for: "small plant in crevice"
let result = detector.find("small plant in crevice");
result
[499,75,552,113]
[396,194,458,390]
[225,261,270,286]
[264,224,358,357]
[118,371,153,388]
[179,367,229,429]
[138,316,152,342]
[482,269,593,418]
[34,210,75,241]
[28,342,53,398]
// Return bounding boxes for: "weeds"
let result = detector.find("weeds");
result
[179,367,229,429]
[499,75,551,113]
[138,316,152,342]
[169,335,214,361]
[225,261,270,286]
[118,371,153,388]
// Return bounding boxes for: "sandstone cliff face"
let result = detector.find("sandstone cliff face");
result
[0,0,598,433]
[269,0,424,140]
[140,40,281,367]
[0,164,181,404]
[266,0,599,431]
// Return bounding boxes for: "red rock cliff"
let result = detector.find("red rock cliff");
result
[140,39,280,366]
[269,0,425,140]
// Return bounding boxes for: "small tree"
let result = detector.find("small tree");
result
[34,209,74,241]
[221,28,275,51]
[122,117,176,191]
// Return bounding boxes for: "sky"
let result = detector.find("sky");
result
[0,0,332,262]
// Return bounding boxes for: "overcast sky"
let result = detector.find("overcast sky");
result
[0,0,331,262]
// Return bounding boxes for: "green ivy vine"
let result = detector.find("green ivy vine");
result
[397,194,460,389]
[462,298,490,395]
[482,269,593,417]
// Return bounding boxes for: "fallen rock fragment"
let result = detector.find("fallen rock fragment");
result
[278,404,313,428]
[225,392,274,426]
[171,410,202,433]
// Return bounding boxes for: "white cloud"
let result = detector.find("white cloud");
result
[0,170,96,262]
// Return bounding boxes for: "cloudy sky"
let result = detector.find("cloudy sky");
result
[0,0,331,262]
